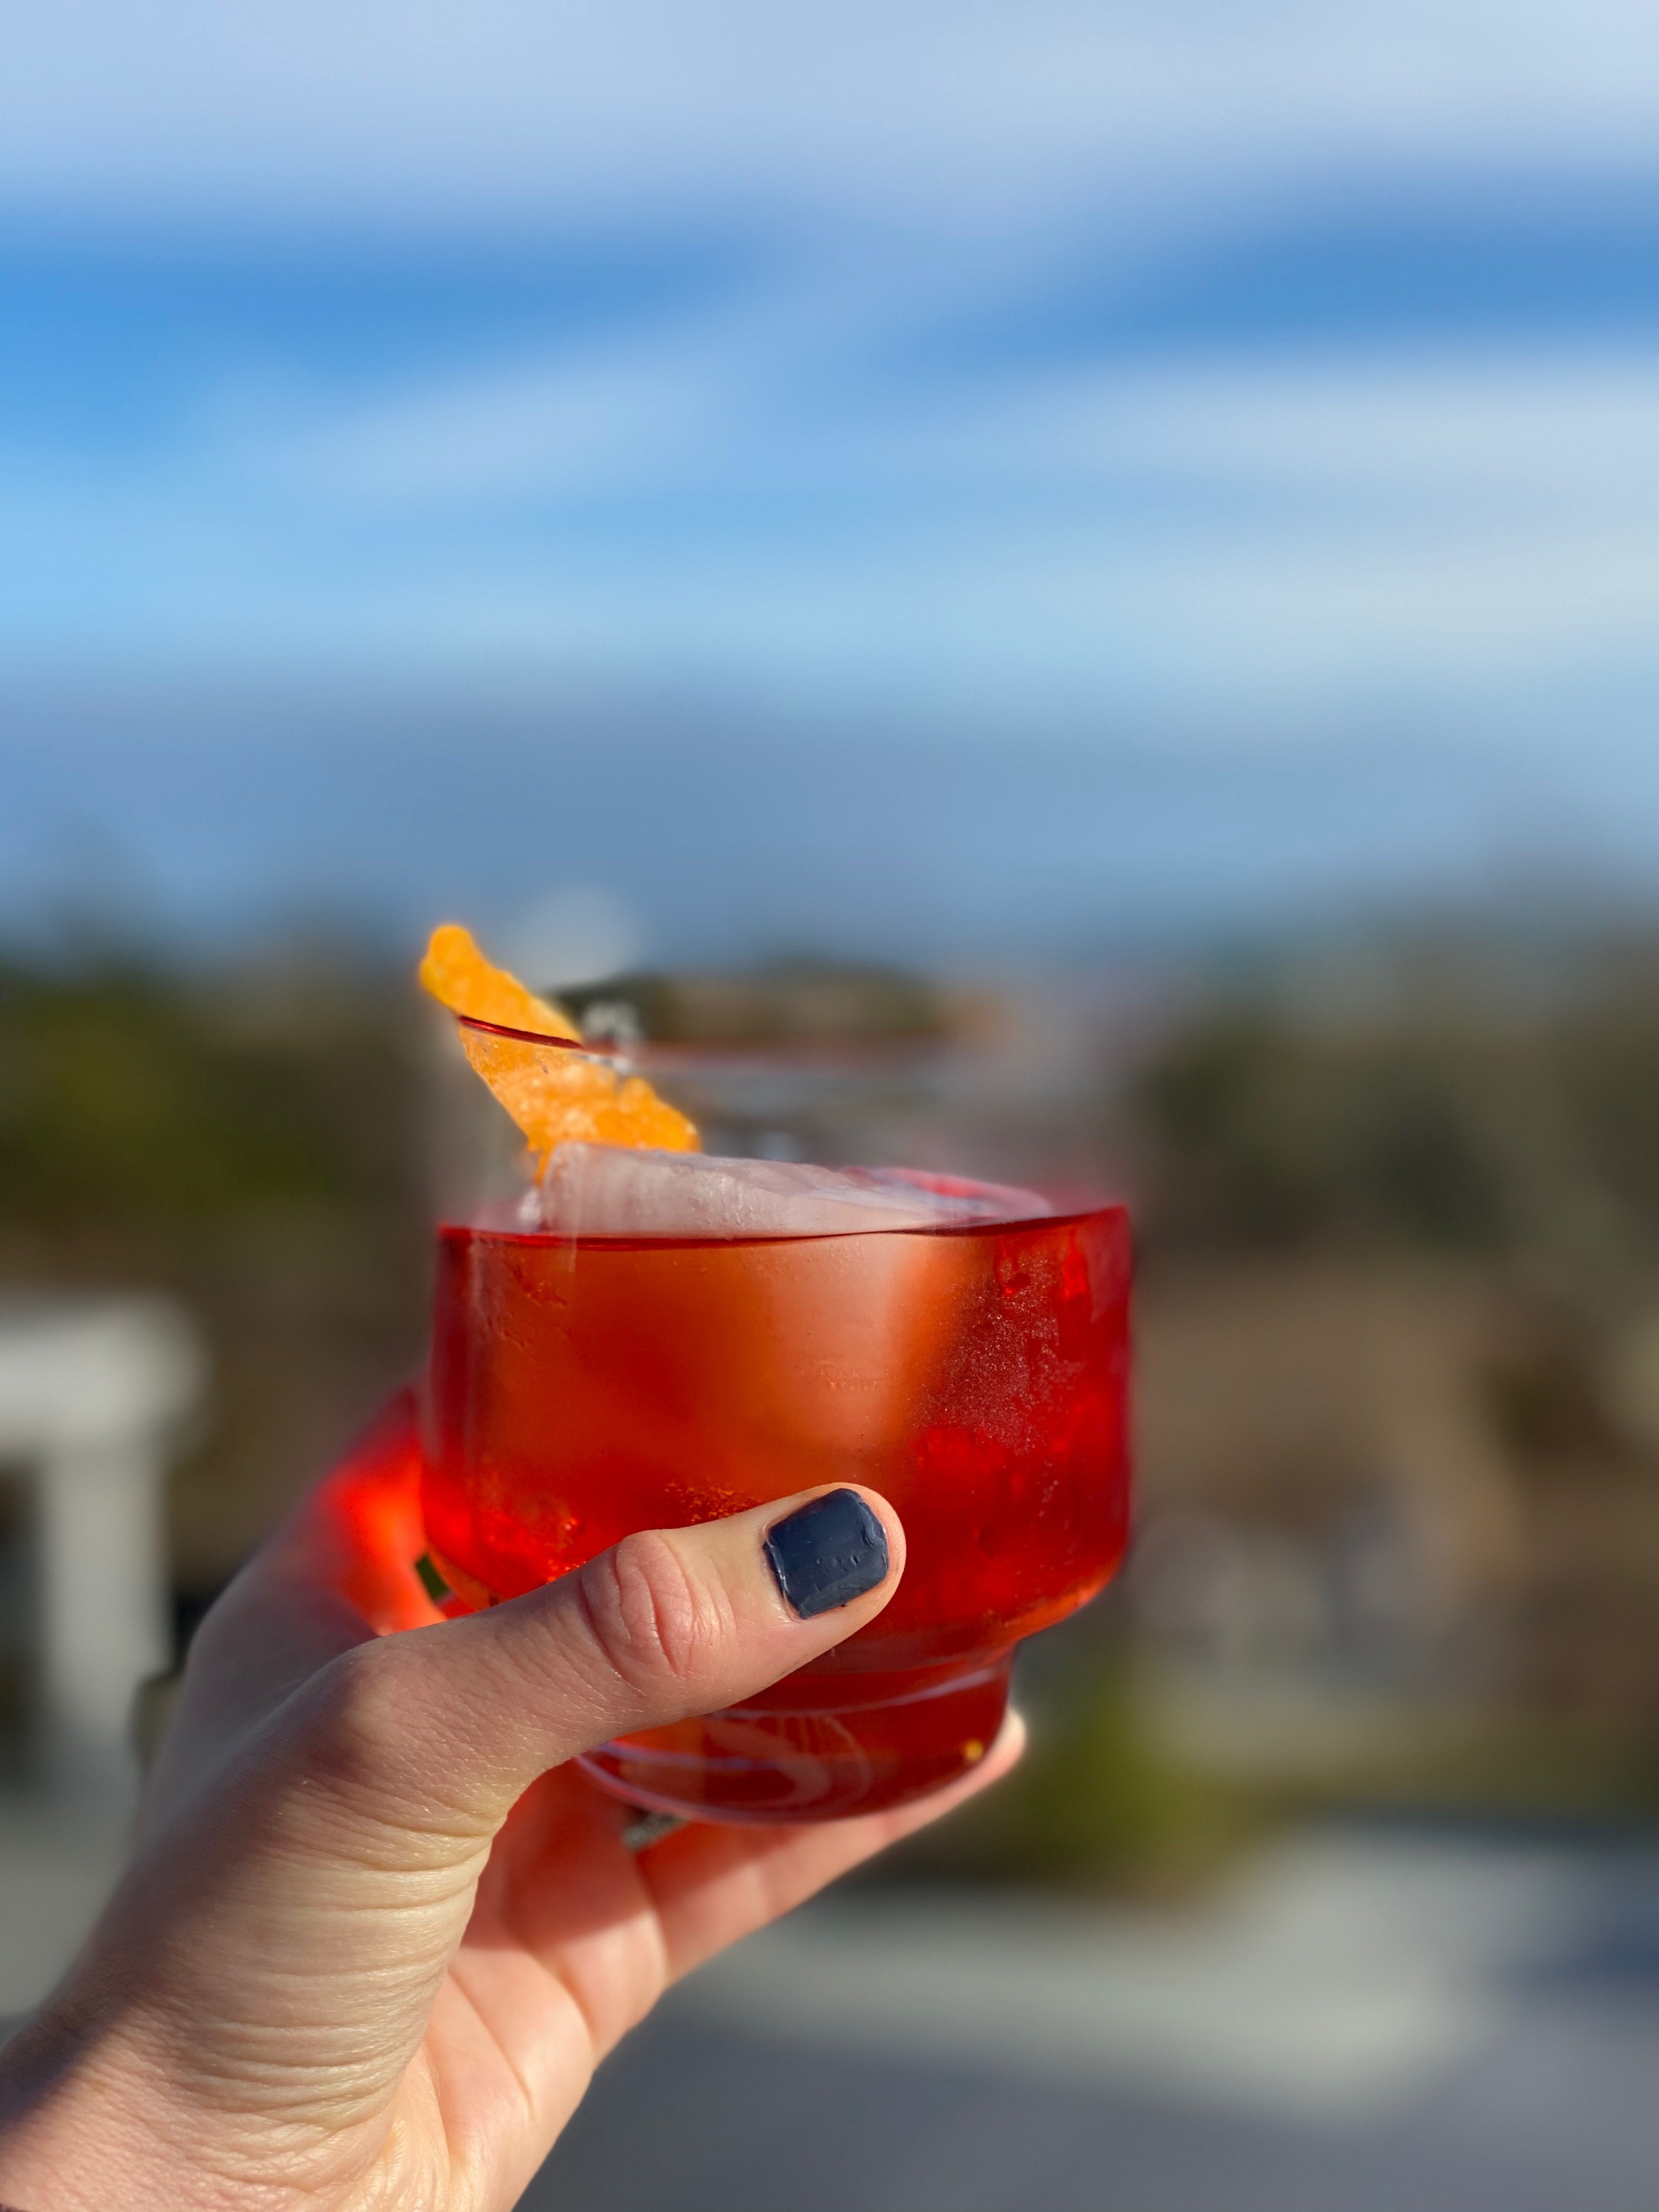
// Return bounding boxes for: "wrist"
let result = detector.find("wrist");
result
[1,1999,156,2212]
[0,1983,393,2212]
[0,1994,247,2212]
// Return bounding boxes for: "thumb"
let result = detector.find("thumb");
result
[278,1484,906,1840]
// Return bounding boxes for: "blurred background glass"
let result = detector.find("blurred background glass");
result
[6,3,1659,2205]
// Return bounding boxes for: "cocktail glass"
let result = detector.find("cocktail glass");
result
[420,1015,1131,1822]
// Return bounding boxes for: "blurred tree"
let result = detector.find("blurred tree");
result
[1128,954,1659,1276]
[0,944,430,1600]
[13,927,1659,1882]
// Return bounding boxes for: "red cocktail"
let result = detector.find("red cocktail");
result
[420,1014,1130,1822]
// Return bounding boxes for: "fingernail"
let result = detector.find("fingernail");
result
[764,1490,890,1620]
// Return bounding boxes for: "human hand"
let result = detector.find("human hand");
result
[0,1395,1020,2210]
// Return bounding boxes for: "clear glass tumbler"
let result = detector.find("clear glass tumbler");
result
[419,1014,1131,1822]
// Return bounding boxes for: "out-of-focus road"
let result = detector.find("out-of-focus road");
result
[6,1816,1658,2210]
[528,1830,1659,2212]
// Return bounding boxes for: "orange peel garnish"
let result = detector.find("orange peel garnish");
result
[419,922,580,1041]
[419,922,698,1158]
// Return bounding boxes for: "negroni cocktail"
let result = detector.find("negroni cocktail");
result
[415,926,1131,1822]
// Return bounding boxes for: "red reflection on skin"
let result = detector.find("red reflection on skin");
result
[304,1389,448,1635]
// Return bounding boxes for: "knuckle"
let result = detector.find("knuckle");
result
[578,1531,727,1697]
[296,1637,409,1782]
[264,1637,491,1854]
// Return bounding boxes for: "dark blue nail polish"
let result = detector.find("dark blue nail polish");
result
[764,1490,890,1620]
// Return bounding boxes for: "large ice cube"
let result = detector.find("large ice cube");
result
[521,1149,1055,1468]
[534,1144,1048,1239]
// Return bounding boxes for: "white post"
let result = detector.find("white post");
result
[0,1298,204,1797]
[36,1439,171,1790]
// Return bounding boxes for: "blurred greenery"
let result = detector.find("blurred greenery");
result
[0,942,430,1592]
[2,952,407,1223]
[8,924,1659,1886]
[890,1615,1263,1897]
[562,957,956,1045]
[1129,939,1659,1281]
[906,932,1659,1886]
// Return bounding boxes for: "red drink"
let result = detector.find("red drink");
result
[421,1193,1130,1820]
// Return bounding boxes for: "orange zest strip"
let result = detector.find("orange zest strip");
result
[419,921,580,1041]
[419,922,698,1157]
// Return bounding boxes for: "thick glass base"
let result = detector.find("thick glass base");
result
[577,1651,1015,1824]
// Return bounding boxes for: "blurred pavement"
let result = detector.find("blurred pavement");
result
[534,1829,1659,2212]
[6,1817,1658,2209]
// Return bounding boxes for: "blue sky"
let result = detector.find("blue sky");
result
[5,0,1659,958]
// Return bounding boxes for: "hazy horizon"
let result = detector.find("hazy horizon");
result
[7,675,1657,974]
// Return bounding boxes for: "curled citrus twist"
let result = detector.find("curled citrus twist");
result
[419,924,698,1159]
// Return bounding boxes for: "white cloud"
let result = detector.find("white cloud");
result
[9,334,1659,724]
[268,282,830,504]
[7,0,1659,740]
[3,0,1658,232]
[284,343,729,505]
[938,354,1659,517]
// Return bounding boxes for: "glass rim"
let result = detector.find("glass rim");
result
[455,1011,597,1052]
[446,1011,1125,1224]
[452,1010,971,1069]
